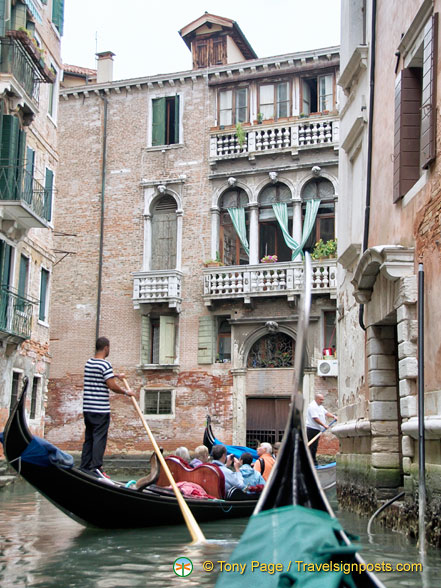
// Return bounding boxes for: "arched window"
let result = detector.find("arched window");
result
[258,182,292,262]
[151,195,177,270]
[301,178,335,253]
[219,188,249,266]
[247,332,295,368]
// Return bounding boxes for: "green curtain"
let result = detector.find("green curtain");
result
[227,207,249,256]
[272,199,321,260]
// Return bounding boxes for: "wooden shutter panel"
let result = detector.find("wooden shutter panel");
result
[198,316,215,364]
[152,98,166,146]
[0,0,6,37]
[174,96,180,144]
[159,315,176,364]
[141,315,151,364]
[393,68,421,203]
[24,147,34,203]
[39,269,49,321]
[44,168,54,222]
[52,0,65,36]
[0,115,20,199]
[421,13,438,169]
[18,255,28,298]
[0,241,12,287]
[212,38,226,65]
[195,40,208,68]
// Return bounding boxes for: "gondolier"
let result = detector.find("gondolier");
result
[80,337,134,477]
[306,393,336,466]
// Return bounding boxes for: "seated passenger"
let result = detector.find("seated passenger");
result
[273,441,281,459]
[239,452,265,490]
[211,445,245,493]
[190,445,210,468]
[174,447,191,464]
[253,442,275,481]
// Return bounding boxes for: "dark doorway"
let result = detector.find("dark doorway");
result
[246,397,290,449]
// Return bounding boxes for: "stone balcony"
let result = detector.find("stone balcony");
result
[132,270,183,310]
[209,115,339,162]
[203,259,337,305]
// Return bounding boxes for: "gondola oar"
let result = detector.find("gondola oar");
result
[307,418,337,447]
[123,378,206,544]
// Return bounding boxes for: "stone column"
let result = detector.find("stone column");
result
[210,207,220,260]
[231,368,247,445]
[292,199,302,261]
[249,204,259,265]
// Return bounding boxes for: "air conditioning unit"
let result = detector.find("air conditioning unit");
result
[317,359,338,377]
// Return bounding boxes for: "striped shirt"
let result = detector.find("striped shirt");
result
[83,358,114,413]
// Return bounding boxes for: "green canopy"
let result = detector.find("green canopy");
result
[216,504,360,588]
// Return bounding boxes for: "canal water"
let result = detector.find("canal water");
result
[0,481,440,587]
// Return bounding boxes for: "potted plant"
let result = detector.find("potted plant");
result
[311,239,337,260]
[257,112,263,124]
[260,254,278,263]
[299,112,308,119]
[203,252,223,267]
[235,122,246,148]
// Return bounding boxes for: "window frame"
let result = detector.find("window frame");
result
[257,80,292,120]
[30,376,42,421]
[323,310,337,354]
[217,86,250,126]
[38,266,50,325]
[216,317,232,363]
[149,93,183,148]
[141,314,178,367]
[300,72,335,115]
[141,388,175,419]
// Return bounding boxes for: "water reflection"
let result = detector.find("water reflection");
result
[1,481,440,587]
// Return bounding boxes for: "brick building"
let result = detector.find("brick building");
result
[0,0,63,439]
[337,0,441,539]
[46,14,340,457]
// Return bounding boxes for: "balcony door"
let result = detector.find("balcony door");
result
[151,195,177,270]
[258,182,292,262]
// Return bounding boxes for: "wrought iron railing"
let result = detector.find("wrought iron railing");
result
[0,164,51,221]
[0,37,40,105]
[0,287,33,339]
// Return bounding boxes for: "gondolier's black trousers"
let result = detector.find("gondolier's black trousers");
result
[80,412,110,472]
[306,427,321,466]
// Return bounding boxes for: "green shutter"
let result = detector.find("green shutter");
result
[44,168,53,221]
[16,129,26,201]
[18,255,28,298]
[152,98,166,146]
[141,315,151,364]
[0,0,6,37]
[52,0,64,36]
[198,315,216,364]
[0,241,12,287]
[24,147,35,204]
[0,115,20,199]
[39,269,49,321]
[159,315,176,364]
[174,96,180,143]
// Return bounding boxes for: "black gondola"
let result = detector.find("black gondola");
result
[1,386,258,529]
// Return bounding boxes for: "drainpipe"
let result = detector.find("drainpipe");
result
[358,0,377,331]
[418,263,426,555]
[96,95,108,340]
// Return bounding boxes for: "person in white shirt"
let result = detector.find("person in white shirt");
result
[306,393,337,465]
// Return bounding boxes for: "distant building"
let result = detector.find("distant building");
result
[337,0,441,540]
[0,1,63,437]
[47,14,340,456]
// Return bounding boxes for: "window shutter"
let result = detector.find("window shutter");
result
[44,168,54,222]
[421,13,438,169]
[18,255,28,298]
[152,98,166,146]
[0,0,6,37]
[212,38,226,65]
[141,315,151,364]
[0,241,12,287]
[52,0,64,36]
[159,315,176,364]
[0,115,20,199]
[24,147,35,203]
[393,68,421,203]
[174,96,180,144]
[195,40,208,68]
[198,316,215,364]
[39,269,49,321]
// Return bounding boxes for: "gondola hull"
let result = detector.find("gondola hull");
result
[2,391,257,529]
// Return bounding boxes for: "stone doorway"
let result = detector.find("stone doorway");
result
[246,396,290,449]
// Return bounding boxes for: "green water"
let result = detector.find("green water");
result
[0,481,440,587]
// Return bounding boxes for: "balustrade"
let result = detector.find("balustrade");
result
[132,270,182,310]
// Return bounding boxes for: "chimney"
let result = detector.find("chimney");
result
[96,51,115,84]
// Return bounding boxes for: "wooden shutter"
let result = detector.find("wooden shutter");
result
[141,315,151,364]
[52,0,65,35]
[174,96,180,144]
[212,38,226,65]
[44,168,54,222]
[198,315,215,364]
[0,115,20,199]
[0,241,12,287]
[152,98,166,146]
[24,147,34,202]
[0,0,6,37]
[393,68,421,203]
[159,315,176,364]
[421,13,438,169]
[18,255,28,298]
[195,40,208,68]
[151,196,177,270]
[39,269,49,321]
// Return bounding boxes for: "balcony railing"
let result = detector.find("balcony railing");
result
[0,287,34,341]
[203,259,336,305]
[0,37,40,106]
[133,270,183,310]
[0,165,51,228]
[209,116,339,160]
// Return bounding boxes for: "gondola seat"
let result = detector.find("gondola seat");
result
[156,456,226,499]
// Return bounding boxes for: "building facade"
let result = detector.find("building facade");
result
[0,0,63,438]
[337,0,441,541]
[46,14,340,457]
